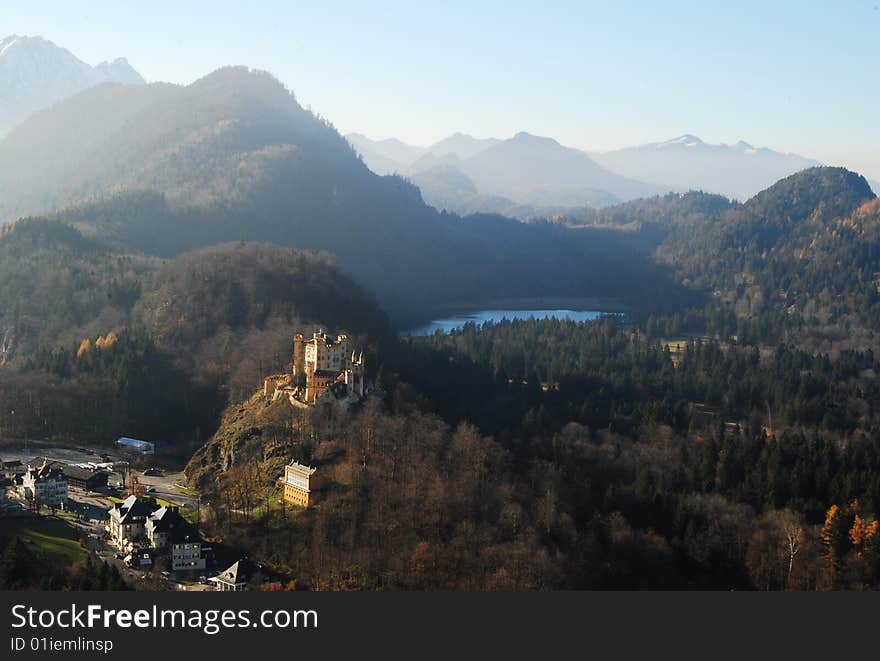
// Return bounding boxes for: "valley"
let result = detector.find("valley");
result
[1,40,880,592]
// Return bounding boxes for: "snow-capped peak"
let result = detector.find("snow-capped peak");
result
[657,134,704,148]
[0,34,145,137]
[0,35,22,57]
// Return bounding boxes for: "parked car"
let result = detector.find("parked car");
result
[146,487,156,493]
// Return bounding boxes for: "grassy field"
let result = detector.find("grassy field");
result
[3,516,89,566]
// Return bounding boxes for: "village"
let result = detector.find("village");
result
[0,329,363,591]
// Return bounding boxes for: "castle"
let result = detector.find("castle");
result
[264,330,366,405]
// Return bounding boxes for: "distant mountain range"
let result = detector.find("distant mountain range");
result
[0,34,144,136]
[348,131,662,217]
[347,130,830,213]
[591,134,821,201]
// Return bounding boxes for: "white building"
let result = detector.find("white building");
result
[19,461,67,507]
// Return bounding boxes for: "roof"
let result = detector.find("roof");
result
[27,456,63,470]
[60,465,108,481]
[286,461,316,476]
[210,559,264,586]
[116,437,154,448]
[146,506,201,545]
[24,459,65,482]
[108,495,156,523]
[312,369,343,378]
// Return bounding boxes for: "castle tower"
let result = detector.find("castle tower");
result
[292,333,305,376]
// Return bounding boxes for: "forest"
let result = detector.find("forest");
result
[189,315,880,590]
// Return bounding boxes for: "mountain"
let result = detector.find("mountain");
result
[0,67,684,325]
[345,132,499,175]
[870,179,880,195]
[94,58,144,85]
[0,34,144,136]
[347,130,662,216]
[456,132,662,208]
[346,133,425,174]
[426,132,500,160]
[592,134,820,200]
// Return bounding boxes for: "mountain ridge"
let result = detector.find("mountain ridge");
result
[592,134,820,200]
[348,130,663,216]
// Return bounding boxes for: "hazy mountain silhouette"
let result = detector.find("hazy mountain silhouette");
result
[346,133,426,174]
[427,132,500,160]
[345,132,499,175]
[348,130,662,216]
[592,134,820,200]
[0,34,144,136]
[456,132,662,208]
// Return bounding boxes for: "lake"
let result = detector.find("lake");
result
[406,309,614,336]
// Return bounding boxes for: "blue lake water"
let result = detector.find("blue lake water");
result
[407,309,613,336]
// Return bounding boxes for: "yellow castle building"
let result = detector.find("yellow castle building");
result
[264,330,366,405]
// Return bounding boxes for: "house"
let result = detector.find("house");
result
[279,461,317,508]
[109,497,206,573]
[19,460,68,507]
[60,464,109,491]
[1,459,24,478]
[145,505,205,572]
[208,559,268,591]
[107,495,156,550]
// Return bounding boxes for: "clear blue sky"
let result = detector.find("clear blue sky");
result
[4,1,879,178]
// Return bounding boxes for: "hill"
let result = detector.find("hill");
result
[0,217,157,363]
[593,135,820,200]
[655,167,877,349]
[0,34,143,136]
[0,216,391,443]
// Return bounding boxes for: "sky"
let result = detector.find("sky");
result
[4,1,879,179]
